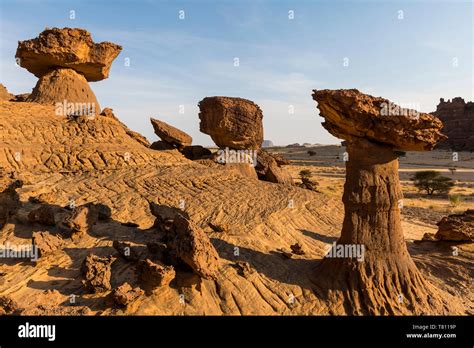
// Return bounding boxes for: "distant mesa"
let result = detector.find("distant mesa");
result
[432,97,474,151]
[15,28,122,116]
[261,140,274,148]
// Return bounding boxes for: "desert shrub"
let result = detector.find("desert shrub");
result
[448,167,457,175]
[394,150,406,157]
[411,171,454,196]
[307,150,317,156]
[449,194,461,207]
[299,169,312,179]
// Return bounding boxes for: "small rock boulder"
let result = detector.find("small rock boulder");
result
[112,283,144,306]
[256,150,293,185]
[435,209,474,242]
[63,205,98,235]
[150,141,176,151]
[32,232,64,257]
[150,118,192,149]
[139,259,176,287]
[165,214,220,280]
[81,254,114,293]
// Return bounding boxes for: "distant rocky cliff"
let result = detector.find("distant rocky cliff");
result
[432,97,474,151]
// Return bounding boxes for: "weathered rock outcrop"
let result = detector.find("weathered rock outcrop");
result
[0,84,13,101]
[150,205,220,280]
[112,283,144,306]
[312,89,452,315]
[432,97,474,151]
[16,27,121,81]
[139,259,176,287]
[150,118,192,149]
[435,209,473,242]
[26,68,100,114]
[32,231,65,257]
[81,254,114,293]
[198,96,263,150]
[256,149,293,185]
[15,28,121,115]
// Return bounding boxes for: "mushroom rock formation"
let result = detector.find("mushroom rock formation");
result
[16,28,122,115]
[16,27,121,81]
[150,118,192,150]
[198,96,263,150]
[312,89,458,315]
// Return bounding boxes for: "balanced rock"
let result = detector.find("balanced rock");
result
[16,27,122,81]
[27,68,100,114]
[435,209,473,242]
[312,89,448,314]
[198,96,263,150]
[150,118,192,149]
[314,89,446,151]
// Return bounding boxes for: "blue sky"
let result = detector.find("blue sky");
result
[0,0,472,146]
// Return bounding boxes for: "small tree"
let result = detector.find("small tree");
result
[307,150,317,156]
[411,171,454,195]
[299,169,312,179]
[449,167,457,175]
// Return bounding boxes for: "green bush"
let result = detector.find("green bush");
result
[449,194,461,207]
[411,171,454,196]
[299,169,312,179]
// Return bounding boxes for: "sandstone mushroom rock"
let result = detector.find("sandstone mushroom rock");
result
[81,254,114,293]
[16,27,121,81]
[435,209,474,242]
[198,96,263,150]
[15,28,121,115]
[312,88,452,315]
[150,118,192,149]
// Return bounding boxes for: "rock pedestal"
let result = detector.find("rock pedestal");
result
[16,28,121,116]
[312,89,455,315]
